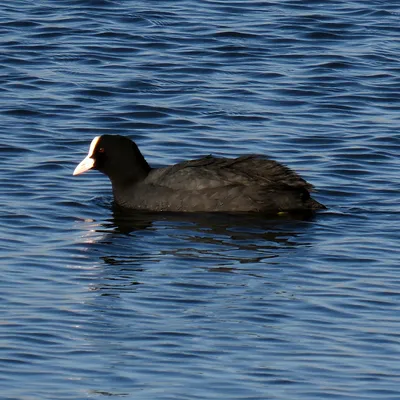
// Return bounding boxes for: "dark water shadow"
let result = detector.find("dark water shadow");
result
[87,207,321,296]
[93,206,321,257]
[109,204,317,233]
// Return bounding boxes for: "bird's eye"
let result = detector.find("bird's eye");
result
[98,147,105,153]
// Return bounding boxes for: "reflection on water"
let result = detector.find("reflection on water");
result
[85,208,319,296]
[109,206,317,235]
[107,207,317,255]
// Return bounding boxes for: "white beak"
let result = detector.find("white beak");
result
[73,136,100,176]
[73,156,95,176]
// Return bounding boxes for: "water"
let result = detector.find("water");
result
[1,1,399,399]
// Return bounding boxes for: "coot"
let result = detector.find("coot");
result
[73,135,326,213]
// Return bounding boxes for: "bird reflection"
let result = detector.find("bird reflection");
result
[100,206,316,249]
[89,207,317,296]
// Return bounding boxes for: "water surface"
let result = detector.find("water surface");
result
[1,1,399,399]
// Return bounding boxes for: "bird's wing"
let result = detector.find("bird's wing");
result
[146,155,314,192]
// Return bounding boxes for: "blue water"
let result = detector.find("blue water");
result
[1,1,399,399]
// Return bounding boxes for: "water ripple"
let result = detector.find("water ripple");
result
[0,0,399,399]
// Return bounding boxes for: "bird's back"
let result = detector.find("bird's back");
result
[112,155,325,213]
[146,154,313,192]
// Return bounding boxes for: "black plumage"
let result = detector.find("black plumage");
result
[73,135,326,213]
